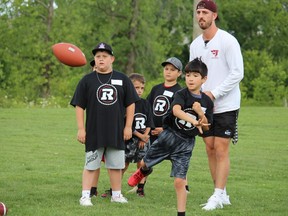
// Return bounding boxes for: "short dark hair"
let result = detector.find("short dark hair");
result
[128,73,145,84]
[184,57,208,78]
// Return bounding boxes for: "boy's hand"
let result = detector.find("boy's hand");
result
[77,128,86,144]
[138,140,146,149]
[151,127,163,136]
[140,134,150,143]
[123,126,132,140]
[195,121,211,134]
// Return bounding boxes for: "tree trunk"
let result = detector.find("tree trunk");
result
[42,0,54,98]
[125,0,139,75]
[193,0,202,40]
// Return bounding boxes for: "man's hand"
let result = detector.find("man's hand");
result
[203,91,215,101]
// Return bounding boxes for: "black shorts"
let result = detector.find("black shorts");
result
[143,128,195,179]
[202,110,238,138]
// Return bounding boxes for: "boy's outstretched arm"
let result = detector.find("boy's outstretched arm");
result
[173,104,210,134]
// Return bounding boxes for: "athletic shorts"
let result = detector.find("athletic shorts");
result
[125,137,150,163]
[143,128,195,179]
[84,147,125,170]
[202,110,238,138]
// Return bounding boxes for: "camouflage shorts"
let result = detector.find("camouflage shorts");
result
[125,137,150,163]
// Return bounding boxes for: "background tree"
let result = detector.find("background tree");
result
[0,0,287,107]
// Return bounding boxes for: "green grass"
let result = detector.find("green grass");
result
[0,107,287,216]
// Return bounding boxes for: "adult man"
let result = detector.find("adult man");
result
[189,0,244,211]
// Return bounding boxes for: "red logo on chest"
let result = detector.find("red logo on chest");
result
[211,50,219,58]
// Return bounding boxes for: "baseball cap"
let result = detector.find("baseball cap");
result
[197,0,217,12]
[161,57,183,71]
[92,42,114,56]
[196,0,219,20]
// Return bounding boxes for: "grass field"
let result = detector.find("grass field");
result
[0,107,287,216]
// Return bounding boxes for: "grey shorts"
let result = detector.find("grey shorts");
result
[143,128,195,179]
[84,147,125,170]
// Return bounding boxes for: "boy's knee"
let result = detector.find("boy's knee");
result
[174,178,185,189]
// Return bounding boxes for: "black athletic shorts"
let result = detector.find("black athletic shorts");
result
[202,110,238,138]
[143,128,195,179]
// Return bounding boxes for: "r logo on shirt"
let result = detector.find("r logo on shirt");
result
[211,50,219,58]
[153,95,170,116]
[96,84,118,105]
[134,113,147,133]
[175,108,198,130]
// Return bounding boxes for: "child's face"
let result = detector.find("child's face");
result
[185,72,206,93]
[133,80,145,97]
[163,64,181,82]
[94,51,115,72]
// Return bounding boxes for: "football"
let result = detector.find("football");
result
[0,202,8,216]
[52,42,87,67]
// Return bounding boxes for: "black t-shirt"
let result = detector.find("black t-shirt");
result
[70,70,139,151]
[146,83,182,127]
[163,88,214,138]
[132,98,155,134]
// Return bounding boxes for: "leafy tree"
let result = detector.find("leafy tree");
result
[0,0,287,107]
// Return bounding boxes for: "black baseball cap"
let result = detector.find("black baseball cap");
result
[92,42,114,56]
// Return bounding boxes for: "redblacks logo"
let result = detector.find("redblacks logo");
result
[211,49,219,58]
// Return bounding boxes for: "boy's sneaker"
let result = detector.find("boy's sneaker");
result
[128,168,152,187]
[101,189,112,198]
[79,196,93,206]
[136,188,145,197]
[111,194,128,203]
[222,194,231,205]
[202,194,223,211]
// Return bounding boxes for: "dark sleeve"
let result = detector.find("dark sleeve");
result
[70,78,87,109]
[145,100,155,129]
[171,90,185,108]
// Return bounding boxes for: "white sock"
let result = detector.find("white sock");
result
[223,187,227,196]
[112,190,121,197]
[82,190,90,198]
[214,188,224,196]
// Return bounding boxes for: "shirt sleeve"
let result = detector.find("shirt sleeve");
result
[211,38,244,99]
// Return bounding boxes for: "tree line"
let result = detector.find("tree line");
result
[0,0,287,107]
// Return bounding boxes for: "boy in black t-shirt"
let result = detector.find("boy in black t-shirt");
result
[122,73,154,197]
[147,57,183,144]
[70,42,139,206]
[128,57,214,216]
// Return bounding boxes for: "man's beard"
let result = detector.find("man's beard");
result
[198,19,212,30]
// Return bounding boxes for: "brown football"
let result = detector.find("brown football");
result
[52,42,87,67]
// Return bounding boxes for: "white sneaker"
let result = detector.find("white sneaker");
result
[111,194,128,203]
[221,194,231,205]
[202,194,223,211]
[79,196,93,206]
